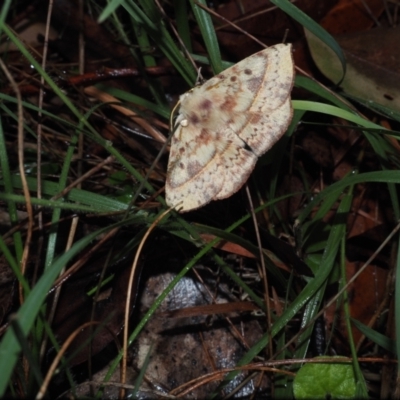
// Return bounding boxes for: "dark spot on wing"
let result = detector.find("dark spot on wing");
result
[196,129,214,147]
[230,76,237,82]
[250,113,262,124]
[247,76,263,92]
[244,69,252,75]
[199,128,208,140]
[200,99,212,110]
[220,96,236,112]
[187,160,202,177]
[189,112,199,124]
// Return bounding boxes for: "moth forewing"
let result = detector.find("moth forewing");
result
[165,43,294,212]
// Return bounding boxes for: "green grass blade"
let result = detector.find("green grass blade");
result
[211,192,353,397]
[97,0,124,22]
[189,0,222,74]
[351,319,396,354]
[295,76,353,111]
[1,175,131,212]
[96,84,170,119]
[122,0,197,85]
[0,224,118,396]
[174,0,192,53]
[0,0,12,37]
[345,93,400,122]
[293,100,386,130]
[0,116,23,259]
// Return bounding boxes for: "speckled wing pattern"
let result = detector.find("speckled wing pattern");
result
[165,43,294,212]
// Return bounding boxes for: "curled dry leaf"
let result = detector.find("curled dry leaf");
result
[165,43,295,212]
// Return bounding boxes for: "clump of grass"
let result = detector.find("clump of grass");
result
[0,1,398,398]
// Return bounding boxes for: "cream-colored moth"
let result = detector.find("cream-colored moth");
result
[165,43,294,212]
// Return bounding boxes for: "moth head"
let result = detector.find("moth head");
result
[173,113,188,128]
[179,92,191,102]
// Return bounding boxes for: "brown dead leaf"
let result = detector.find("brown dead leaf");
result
[306,26,400,110]
[320,0,384,34]
[301,131,334,168]
[199,233,255,258]
[213,0,336,58]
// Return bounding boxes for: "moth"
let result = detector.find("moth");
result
[165,43,294,212]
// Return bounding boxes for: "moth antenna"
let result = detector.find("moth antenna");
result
[282,29,289,44]
[169,100,181,131]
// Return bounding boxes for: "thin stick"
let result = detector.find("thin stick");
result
[120,207,173,398]
[0,57,33,306]
[36,321,99,399]
[245,185,273,360]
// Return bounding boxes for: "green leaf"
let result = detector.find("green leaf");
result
[293,357,357,399]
